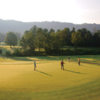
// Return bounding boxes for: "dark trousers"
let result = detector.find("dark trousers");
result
[78,61,80,65]
[61,65,64,70]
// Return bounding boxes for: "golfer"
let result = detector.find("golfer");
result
[78,57,80,66]
[34,61,36,71]
[61,60,64,70]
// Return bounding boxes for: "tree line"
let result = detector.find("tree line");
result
[1,26,100,56]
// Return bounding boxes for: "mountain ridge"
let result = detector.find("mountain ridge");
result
[0,19,99,34]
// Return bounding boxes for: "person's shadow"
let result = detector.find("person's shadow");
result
[36,70,52,77]
[64,69,84,74]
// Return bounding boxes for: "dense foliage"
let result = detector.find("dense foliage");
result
[5,32,18,46]
[17,26,100,55]
[0,26,100,56]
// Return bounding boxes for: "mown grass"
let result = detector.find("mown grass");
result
[0,78,100,100]
[0,55,100,100]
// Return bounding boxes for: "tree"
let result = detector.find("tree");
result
[77,28,92,46]
[49,28,55,34]
[71,27,75,33]
[44,31,61,54]
[84,32,92,46]
[5,32,17,46]
[30,25,37,34]
[35,28,46,51]
[43,32,52,53]
[43,28,48,34]
[57,28,71,46]
[20,31,35,52]
[71,31,84,47]
[93,30,100,47]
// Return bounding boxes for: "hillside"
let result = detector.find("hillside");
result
[0,19,100,34]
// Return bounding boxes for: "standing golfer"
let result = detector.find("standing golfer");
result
[61,60,64,70]
[78,57,80,66]
[34,61,36,71]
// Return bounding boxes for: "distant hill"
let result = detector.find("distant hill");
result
[0,19,100,34]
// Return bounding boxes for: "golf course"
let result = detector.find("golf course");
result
[0,55,100,100]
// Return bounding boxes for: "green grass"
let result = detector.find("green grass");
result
[0,78,100,100]
[0,55,100,100]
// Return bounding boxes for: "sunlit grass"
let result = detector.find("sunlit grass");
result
[0,56,100,100]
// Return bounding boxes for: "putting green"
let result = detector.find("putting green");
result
[0,56,100,100]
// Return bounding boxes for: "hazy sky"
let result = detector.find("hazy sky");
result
[0,0,100,24]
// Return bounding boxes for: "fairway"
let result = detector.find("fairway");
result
[0,56,100,100]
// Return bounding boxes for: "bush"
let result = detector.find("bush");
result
[1,48,12,56]
[12,48,23,56]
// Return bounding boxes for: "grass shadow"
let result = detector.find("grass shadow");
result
[64,69,84,74]
[36,70,52,77]
[34,56,60,60]
[6,56,63,61]
[81,61,100,65]
[34,56,69,61]
[8,57,33,61]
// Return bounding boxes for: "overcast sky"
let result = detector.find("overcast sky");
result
[0,0,100,24]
